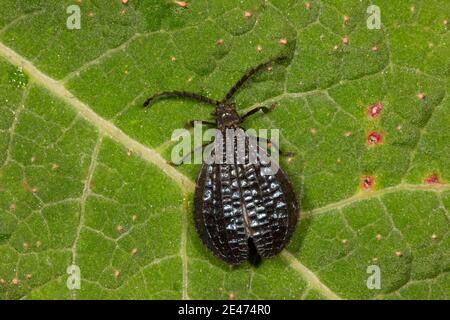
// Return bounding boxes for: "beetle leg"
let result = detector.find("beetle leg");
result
[241,102,277,120]
[253,136,295,158]
[143,91,220,107]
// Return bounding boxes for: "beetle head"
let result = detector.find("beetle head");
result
[215,103,241,130]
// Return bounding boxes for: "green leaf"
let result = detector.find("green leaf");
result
[0,0,449,300]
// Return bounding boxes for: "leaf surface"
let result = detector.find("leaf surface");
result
[0,0,449,299]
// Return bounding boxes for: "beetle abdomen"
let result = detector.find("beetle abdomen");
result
[194,143,299,265]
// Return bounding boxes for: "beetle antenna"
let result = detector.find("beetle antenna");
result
[222,55,289,103]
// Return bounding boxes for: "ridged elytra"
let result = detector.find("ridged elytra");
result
[143,57,299,265]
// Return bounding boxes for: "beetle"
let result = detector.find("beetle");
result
[143,57,299,265]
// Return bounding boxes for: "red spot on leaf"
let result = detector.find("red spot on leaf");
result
[425,174,440,184]
[367,132,383,145]
[361,176,375,190]
[368,102,383,118]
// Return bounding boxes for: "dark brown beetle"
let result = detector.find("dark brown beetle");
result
[143,57,299,265]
